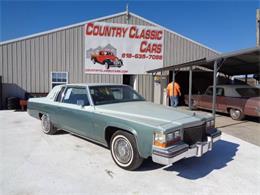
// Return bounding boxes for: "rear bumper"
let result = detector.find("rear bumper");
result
[152,129,221,165]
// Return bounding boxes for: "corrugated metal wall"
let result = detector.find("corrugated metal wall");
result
[163,31,217,66]
[0,12,217,103]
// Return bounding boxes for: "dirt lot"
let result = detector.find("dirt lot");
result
[1,110,260,195]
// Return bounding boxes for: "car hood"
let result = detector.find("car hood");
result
[94,101,211,130]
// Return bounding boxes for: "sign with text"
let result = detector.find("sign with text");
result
[85,22,164,74]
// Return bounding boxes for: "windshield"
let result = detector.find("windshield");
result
[89,85,145,105]
[235,88,260,97]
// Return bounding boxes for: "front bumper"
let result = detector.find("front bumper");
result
[152,129,221,165]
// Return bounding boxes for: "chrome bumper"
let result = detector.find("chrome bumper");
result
[152,129,221,165]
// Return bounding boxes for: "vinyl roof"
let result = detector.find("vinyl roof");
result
[148,46,260,76]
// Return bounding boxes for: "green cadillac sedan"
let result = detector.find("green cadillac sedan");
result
[28,84,221,170]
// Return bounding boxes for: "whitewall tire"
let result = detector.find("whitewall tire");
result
[41,114,57,135]
[110,131,143,171]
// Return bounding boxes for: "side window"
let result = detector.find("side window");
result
[216,88,224,96]
[62,87,90,106]
[55,87,66,102]
[205,87,213,95]
[111,88,123,100]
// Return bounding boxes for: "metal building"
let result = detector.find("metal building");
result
[0,11,218,109]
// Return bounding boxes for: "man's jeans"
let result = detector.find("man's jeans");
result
[170,96,179,107]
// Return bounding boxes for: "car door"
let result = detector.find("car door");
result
[216,87,226,112]
[57,86,95,139]
[199,87,213,109]
[50,86,66,129]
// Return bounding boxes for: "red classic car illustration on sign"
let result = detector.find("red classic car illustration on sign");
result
[91,50,123,69]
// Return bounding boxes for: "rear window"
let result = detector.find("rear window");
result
[205,87,213,95]
[235,88,260,97]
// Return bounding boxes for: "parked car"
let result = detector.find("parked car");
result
[185,85,260,120]
[91,51,123,69]
[28,84,221,170]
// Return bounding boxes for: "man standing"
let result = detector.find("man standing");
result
[167,81,181,107]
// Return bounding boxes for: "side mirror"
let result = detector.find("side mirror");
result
[77,100,85,107]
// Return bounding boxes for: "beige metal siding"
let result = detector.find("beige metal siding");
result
[30,39,36,92]
[137,74,153,101]
[163,30,217,67]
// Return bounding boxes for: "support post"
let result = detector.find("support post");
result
[160,71,163,104]
[188,66,193,110]
[172,69,175,85]
[151,74,155,102]
[257,9,260,46]
[212,60,218,119]
[171,69,175,107]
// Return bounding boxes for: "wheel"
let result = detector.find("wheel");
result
[91,58,96,64]
[104,61,110,69]
[229,108,244,120]
[110,131,143,171]
[190,99,197,109]
[41,114,57,134]
[117,60,123,68]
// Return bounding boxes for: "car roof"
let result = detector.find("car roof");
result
[62,83,128,87]
[208,85,257,89]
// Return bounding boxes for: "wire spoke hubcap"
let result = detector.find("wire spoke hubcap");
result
[42,115,50,132]
[113,138,132,164]
[231,109,240,119]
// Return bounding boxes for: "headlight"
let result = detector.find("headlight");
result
[206,119,215,130]
[166,130,181,141]
[154,130,181,148]
[154,132,166,143]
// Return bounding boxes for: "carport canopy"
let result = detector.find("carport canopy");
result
[147,46,260,118]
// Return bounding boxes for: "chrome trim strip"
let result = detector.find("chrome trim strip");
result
[59,128,108,148]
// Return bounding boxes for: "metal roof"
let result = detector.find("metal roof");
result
[148,46,260,76]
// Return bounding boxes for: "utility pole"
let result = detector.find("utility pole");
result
[126,3,129,22]
[257,9,260,46]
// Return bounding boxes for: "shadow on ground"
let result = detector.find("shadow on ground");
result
[164,140,239,179]
[138,140,239,180]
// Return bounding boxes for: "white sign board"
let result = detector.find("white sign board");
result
[84,22,164,74]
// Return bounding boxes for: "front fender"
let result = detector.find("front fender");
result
[105,122,153,159]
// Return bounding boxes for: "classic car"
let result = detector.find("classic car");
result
[185,85,260,120]
[28,84,221,170]
[91,51,123,69]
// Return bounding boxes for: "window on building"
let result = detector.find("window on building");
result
[51,72,68,88]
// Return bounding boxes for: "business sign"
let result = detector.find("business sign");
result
[85,22,164,74]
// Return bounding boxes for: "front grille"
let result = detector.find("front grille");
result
[183,124,207,145]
